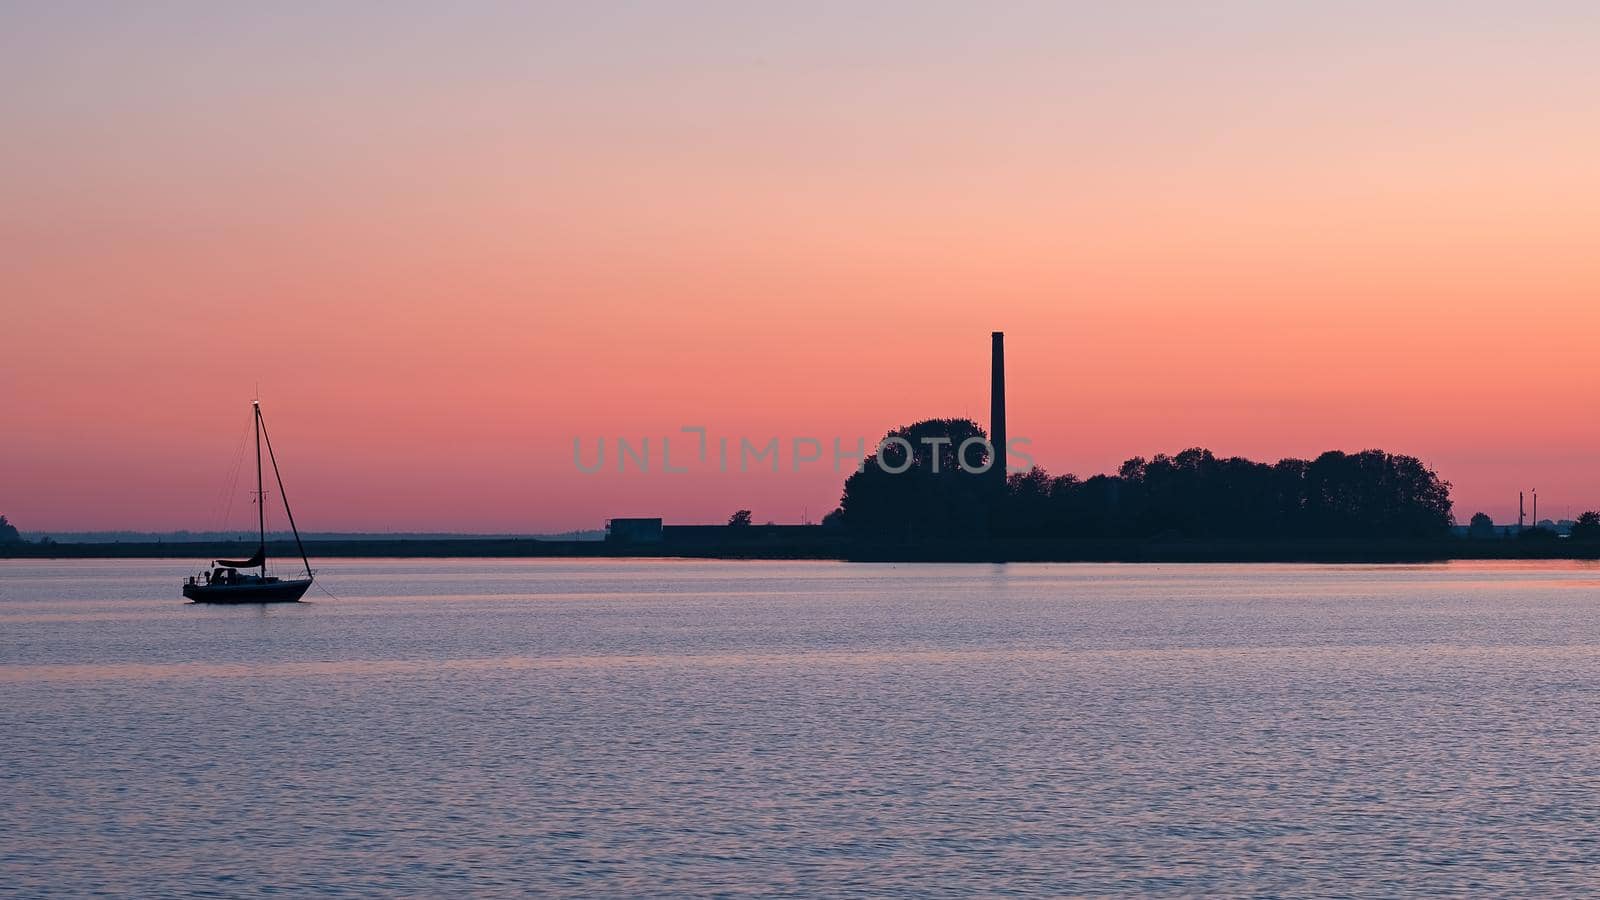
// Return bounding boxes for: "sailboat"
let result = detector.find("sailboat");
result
[183,399,315,603]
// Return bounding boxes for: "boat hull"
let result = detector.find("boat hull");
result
[183,578,312,604]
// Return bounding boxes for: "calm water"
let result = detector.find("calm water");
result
[5,559,1600,896]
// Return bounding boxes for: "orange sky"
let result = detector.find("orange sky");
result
[3,4,1597,532]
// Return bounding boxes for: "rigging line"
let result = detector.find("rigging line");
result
[204,422,254,566]
[219,435,246,531]
[210,420,251,534]
[257,410,312,577]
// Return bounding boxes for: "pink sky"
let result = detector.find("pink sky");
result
[3,4,1597,532]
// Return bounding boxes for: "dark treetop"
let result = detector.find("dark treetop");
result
[832,419,1455,542]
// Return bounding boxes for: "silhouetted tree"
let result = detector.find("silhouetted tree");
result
[1001,467,1055,536]
[836,418,992,539]
[833,429,1455,542]
[1301,450,1452,538]
[727,509,753,527]
[0,515,20,544]
[1572,511,1600,542]
[1468,512,1496,539]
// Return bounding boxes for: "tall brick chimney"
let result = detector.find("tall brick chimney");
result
[991,331,1007,493]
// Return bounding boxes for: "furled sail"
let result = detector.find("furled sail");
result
[217,545,265,568]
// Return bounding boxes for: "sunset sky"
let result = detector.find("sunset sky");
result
[4,2,1597,533]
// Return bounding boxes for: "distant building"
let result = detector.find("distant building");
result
[606,518,663,543]
[1451,518,1576,539]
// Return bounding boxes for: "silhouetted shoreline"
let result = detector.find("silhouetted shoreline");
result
[4,537,1597,563]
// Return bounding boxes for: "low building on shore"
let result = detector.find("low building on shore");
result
[605,518,663,544]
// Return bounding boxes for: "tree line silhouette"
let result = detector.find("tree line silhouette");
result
[830,418,1457,541]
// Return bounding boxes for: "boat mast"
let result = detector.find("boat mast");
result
[254,400,266,577]
[259,404,312,578]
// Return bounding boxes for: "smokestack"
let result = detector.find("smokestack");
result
[991,331,1007,491]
